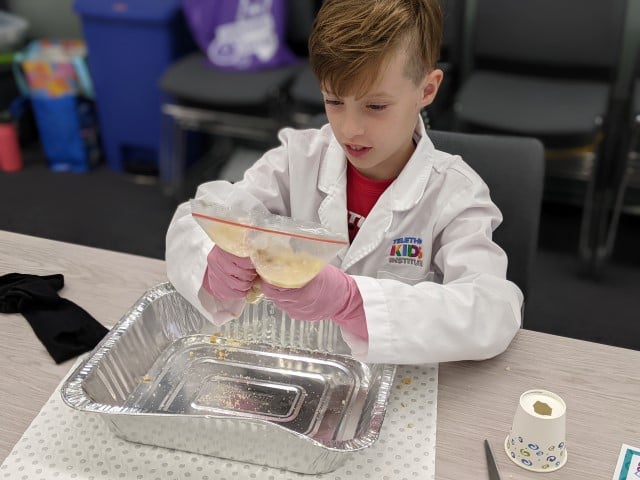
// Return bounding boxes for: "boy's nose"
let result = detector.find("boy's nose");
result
[341,110,365,138]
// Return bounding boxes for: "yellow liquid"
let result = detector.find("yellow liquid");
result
[205,223,251,257]
[252,249,325,288]
[245,283,264,304]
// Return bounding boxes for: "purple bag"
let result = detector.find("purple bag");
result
[182,0,299,71]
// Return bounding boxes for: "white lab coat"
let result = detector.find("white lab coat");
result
[165,118,523,364]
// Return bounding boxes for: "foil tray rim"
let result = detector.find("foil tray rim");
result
[61,282,397,454]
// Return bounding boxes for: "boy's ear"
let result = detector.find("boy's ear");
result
[419,68,444,108]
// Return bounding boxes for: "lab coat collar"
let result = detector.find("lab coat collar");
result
[317,117,435,212]
[317,127,347,195]
[317,130,349,242]
[388,117,435,212]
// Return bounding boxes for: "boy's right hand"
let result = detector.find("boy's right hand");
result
[202,246,257,301]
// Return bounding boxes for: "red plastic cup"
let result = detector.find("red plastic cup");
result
[0,122,23,173]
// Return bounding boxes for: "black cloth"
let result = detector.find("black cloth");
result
[0,273,108,363]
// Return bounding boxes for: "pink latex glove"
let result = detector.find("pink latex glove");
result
[202,246,257,301]
[259,264,368,340]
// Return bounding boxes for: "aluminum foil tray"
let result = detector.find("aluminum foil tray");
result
[61,283,396,474]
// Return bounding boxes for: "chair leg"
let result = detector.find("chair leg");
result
[595,124,640,269]
[159,107,187,198]
[577,151,600,270]
[602,157,633,255]
[585,97,638,275]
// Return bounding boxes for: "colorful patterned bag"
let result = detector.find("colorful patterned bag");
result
[12,39,100,172]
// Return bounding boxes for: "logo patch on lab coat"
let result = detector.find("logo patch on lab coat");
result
[388,236,424,267]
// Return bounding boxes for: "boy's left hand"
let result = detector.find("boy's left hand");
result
[259,264,368,339]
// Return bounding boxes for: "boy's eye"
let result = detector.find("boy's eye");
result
[367,104,387,111]
[324,99,343,106]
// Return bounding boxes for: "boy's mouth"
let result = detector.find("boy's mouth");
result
[345,144,372,157]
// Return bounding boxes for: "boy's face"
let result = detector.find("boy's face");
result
[322,49,442,180]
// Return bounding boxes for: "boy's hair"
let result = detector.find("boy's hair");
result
[309,0,443,98]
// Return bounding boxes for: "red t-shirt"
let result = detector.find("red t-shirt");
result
[346,162,395,242]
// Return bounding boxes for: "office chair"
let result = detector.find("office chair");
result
[280,0,325,128]
[158,0,319,196]
[287,62,324,128]
[452,0,628,266]
[428,129,545,302]
[596,75,640,265]
[424,0,465,130]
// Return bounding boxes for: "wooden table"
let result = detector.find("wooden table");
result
[1,230,638,478]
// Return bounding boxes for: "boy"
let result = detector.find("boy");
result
[165,0,523,364]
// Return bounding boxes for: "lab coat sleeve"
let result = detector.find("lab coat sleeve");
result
[351,181,523,365]
[165,129,298,323]
[165,196,247,324]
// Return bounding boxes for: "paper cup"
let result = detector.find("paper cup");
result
[504,389,567,472]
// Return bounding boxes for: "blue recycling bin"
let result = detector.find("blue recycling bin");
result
[73,0,195,173]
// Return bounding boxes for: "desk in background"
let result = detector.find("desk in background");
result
[1,230,639,478]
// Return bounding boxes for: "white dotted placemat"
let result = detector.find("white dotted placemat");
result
[1,364,437,480]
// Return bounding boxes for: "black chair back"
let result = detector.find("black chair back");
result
[472,0,627,78]
[428,129,545,298]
